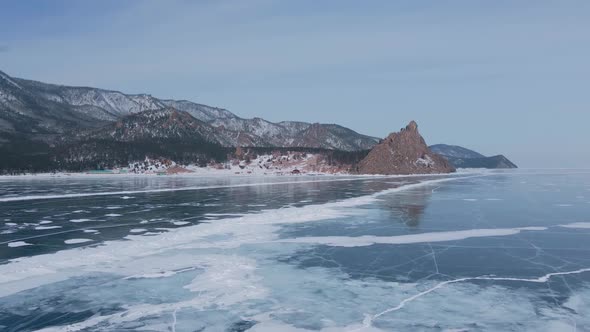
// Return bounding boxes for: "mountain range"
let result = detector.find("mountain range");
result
[0,70,378,151]
[0,69,516,172]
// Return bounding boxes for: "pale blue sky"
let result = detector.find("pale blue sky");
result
[1,1,589,167]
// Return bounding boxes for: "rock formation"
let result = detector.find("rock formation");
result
[358,121,455,175]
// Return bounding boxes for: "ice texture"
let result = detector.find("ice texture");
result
[0,172,589,331]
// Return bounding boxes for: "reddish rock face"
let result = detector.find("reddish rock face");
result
[358,121,455,175]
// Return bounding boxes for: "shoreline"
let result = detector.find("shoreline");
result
[0,169,476,180]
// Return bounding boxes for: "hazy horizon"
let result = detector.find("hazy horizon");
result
[1,0,589,168]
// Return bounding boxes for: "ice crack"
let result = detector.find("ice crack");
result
[358,267,590,329]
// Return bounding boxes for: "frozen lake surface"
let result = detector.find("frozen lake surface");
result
[0,170,589,331]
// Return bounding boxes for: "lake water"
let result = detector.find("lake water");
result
[0,170,589,331]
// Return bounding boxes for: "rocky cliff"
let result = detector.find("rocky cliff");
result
[358,121,455,175]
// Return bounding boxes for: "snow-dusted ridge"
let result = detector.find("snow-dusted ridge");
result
[0,69,378,151]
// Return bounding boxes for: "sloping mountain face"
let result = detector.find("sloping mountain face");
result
[160,99,240,123]
[358,121,455,175]
[429,144,517,169]
[14,76,165,119]
[79,108,223,144]
[448,155,517,169]
[0,71,109,140]
[55,108,231,171]
[429,144,485,159]
[0,70,378,151]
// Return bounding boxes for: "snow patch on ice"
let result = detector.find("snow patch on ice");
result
[142,231,163,236]
[204,213,245,217]
[35,226,62,230]
[183,255,268,305]
[559,222,590,229]
[279,227,548,247]
[124,267,195,280]
[70,219,91,223]
[64,239,93,244]
[8,241,32,248]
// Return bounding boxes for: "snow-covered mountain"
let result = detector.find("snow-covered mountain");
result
[0,70,378,151]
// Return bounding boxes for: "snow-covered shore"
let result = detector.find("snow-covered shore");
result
[0,149,498,180]
[0,169,481,180]
[0,154,490,180]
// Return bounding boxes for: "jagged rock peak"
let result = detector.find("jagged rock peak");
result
[405,120,418,132]
[358,121,455,175]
